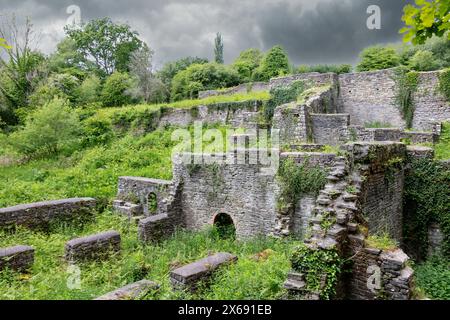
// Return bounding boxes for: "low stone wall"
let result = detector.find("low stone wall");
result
[270,72,338,89]
[280,152,336,168]
[95,280,159,300]
[65,231,121,263]
[0,198,96,229]
[158,100,264,129]
[170,252,238,291]
[0,245,34,272]
[198,82,269,99]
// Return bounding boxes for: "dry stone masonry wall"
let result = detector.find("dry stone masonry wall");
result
[0,245,34,272]
[65,230,121,263]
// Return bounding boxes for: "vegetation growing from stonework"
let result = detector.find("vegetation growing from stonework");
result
[438,68,450,102]
[290,245,343,300]
[392,67,419,129]
[276,158,327,211]
[435,122,450,160]
[264,80,307,123]
[403,158,450,259]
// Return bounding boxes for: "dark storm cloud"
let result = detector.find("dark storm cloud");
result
[0,0,412,67]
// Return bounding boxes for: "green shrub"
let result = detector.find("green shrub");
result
[297,64,352,74]
[415,255,450,299]
[77,74,102,105]
[29,73,80,107]
[408,50,440,71]
[101,72,134,107]
[81,117,114,147]
[435,122,450,160]
[356,46,401,72]
[253,46,290,81]
[9,98,81,159]
[171,63,240,101]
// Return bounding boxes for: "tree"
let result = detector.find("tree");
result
[48,38,93,78]
[9,97,81,158]
[127,47,168,103]
[214,32,224,64]
[232,48,263,82]
[65,18,146,76]
[0,15,46,126]
[356,46,401,72]
[101,71,134,107]
[157,56,208,90]
[401,0,450,45]
[171,63,240,101]
[76,74,102,105]
[253,46,290,81]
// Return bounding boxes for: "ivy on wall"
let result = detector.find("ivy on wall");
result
[290,245,343,300]
[404,158,450,259]
[438,68,450,102]
[392,67,419,129]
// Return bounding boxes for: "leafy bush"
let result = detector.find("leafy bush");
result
[157,56,208,91]
[415,255,450,299]
[253,46,290,81]
[438,68,450,102]
[81,117,114,147]
[101,72,134,107]
[297,64,353,74]
[29,73,80,107]
[408,50,440,71]
[170,63,240,101]
[77,74,102,105]
[356,46,401,72]
[9,98,81,158]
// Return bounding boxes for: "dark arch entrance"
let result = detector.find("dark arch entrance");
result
[213,213,236,238]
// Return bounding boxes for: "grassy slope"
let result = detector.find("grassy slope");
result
[435,122,450,160]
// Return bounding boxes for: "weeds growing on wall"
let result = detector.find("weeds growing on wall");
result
[404,158,450,259]
[264,80,307,124]
[276,158,327,210]
[290,245,343,300]
[438,68,450,102]
[392,67,419,129]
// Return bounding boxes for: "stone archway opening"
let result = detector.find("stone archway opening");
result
[213,213,236,239]
[147,192,158,215]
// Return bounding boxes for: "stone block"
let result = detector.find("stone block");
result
[65,230,121,263]
[170,252,237,291]
[0,245,34,272]
[94,280,159,300]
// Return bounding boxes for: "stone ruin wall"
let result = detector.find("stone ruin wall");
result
[339,69,450,131]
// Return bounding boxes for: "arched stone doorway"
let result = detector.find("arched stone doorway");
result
[213,213,236,238]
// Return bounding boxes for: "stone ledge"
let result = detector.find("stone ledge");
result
[0,245,34,272]
[94,280,159,300]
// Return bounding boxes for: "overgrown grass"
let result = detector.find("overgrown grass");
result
[0,210,300,300]
[365,233,398,251]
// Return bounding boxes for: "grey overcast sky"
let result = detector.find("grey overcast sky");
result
[0,0,412,68]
